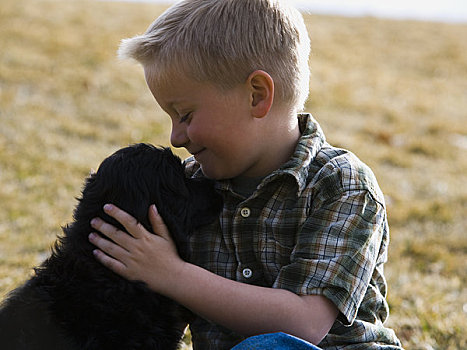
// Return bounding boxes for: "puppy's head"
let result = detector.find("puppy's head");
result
[74,144,222,257]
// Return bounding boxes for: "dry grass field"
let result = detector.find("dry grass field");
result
[0,0,466,348]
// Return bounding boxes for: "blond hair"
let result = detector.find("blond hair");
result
[118,0,310,111]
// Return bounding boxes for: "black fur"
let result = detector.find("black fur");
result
[0,144,222,350]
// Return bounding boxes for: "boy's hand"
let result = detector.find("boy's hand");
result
[89,204,183,294]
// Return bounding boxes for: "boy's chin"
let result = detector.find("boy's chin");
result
[199,165,223,180]
[199,163,234,181]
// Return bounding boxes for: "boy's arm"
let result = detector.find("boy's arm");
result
[89,204,338,345]
[169,260,337,345]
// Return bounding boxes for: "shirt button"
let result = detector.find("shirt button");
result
[242,268,253,279]
[240,207,251,218]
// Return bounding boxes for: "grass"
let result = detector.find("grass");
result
[0,0,466,348]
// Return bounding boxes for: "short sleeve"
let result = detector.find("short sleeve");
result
[273,161,387,325]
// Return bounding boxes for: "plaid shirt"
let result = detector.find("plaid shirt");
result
[185,114,403,349]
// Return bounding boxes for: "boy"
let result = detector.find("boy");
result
[88,0,403,348]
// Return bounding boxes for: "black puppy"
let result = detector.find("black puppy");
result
[0,144,222,350]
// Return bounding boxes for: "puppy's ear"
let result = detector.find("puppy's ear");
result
[186,178,222,229]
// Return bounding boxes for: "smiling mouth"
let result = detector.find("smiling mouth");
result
[191,148,206,157]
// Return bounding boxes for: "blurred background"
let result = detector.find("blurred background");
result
[0,0,466,348]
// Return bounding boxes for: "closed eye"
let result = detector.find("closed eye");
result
[179,112,191,124]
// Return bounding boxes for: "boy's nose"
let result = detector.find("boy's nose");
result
[170,121,189,148]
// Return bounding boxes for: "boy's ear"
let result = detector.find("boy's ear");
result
[247,70,274,118]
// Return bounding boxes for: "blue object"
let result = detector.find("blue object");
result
[231,332,322,350]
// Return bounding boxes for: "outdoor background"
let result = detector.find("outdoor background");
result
[0,0,466,348]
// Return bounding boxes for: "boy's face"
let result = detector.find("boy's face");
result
[144,69,269,180]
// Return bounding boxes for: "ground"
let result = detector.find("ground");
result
[0,1,466,348]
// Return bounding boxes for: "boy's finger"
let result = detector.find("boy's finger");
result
[88,232,130,258]
[90,218,133,248]
[92,249,128,278]
[103,204,146,239]
[149,204,171,240]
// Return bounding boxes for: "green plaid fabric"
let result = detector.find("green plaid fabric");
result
[185,114,403,349]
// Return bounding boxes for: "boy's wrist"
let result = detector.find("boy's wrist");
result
[160,260,219,311]
[156,259,192,298]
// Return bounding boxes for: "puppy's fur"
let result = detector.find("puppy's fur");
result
[0,144,222,350]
